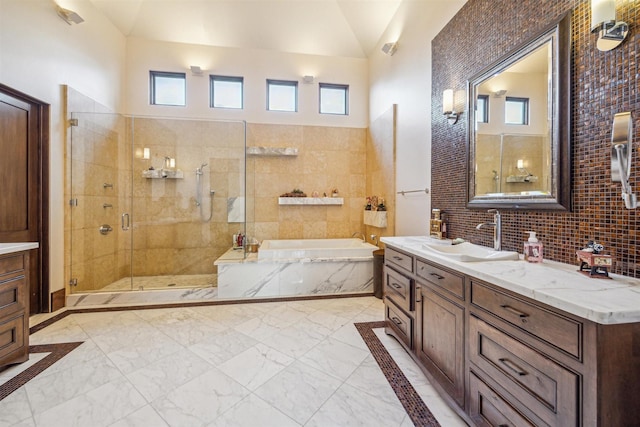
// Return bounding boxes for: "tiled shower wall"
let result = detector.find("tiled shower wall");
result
[431,0,639,277]
[246,123,368,241]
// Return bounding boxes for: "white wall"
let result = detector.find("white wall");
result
[0,0,126,294]
[125,38,369,128]
[369,1,465,236]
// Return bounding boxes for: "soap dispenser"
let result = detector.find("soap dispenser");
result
[524,231,543,263]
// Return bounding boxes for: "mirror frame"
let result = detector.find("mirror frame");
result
[466,13,571,211]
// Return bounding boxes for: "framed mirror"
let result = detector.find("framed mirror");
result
[467,13,571,210]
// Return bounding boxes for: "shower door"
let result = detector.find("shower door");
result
[69,114,247,293]
[69,112,134,292]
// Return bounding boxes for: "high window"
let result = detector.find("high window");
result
[505,97,529,125]
[267,79,298,112]
[476,95,489,123]
[210,75,243,109]
[319,83,349,115]
[150,71,186,106]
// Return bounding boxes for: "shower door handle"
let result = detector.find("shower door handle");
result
[121,213,130,231]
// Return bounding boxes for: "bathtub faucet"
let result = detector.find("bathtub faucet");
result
[351,231,366,242]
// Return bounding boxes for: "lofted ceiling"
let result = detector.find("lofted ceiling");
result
[88,0,404,58]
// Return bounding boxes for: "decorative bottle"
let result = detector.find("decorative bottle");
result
[524,231,543,263]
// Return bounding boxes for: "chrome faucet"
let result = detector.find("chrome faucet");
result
[351,231,366,242]
[476,209,502,251]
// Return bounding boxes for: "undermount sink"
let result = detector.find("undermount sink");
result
[421,242,520,262]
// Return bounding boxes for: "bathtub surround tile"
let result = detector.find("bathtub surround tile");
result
[216,257,374,299]
[2,297,465,426]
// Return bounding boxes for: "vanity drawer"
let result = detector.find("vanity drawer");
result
[470,281,582,358]
[469,315,578,426]
[0,253,26,280]
[469,372,535,427]
[385,247,413,273]
[0,313,27,365]
[0,275,25,317]
[385,299,413,349]
[384,266,413,312]
[416,259,464,300]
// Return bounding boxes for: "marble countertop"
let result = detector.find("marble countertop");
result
[0,242,39,256]
[381,236,640,325]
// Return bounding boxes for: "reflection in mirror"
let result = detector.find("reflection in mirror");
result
[467,13,571,210]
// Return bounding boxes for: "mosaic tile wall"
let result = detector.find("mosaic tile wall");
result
[432,0,639,277]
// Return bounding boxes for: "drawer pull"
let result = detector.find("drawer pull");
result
[392,256,403,261]
[415,285,421,302]
[499,358,527,376]
[391,316,403,326]
[429,272,445,280]
[500,304,529,319]
[390,282,403,290]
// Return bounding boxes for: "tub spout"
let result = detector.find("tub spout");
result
[351,231,366,242]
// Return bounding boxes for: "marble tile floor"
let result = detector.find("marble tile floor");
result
[2,297,467,427]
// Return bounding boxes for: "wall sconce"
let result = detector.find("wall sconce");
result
[302,75,315,84]
[190,65,203,76]
[591,0,629,51]
[143,148,150,160]
[56,5,84,25]
[381,42,397,56]
[442,89,459,125]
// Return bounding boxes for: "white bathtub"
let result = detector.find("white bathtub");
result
[215,238,378,298]
[258,238,378,260]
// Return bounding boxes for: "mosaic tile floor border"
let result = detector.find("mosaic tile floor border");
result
[6,298,441,427]
[0,342,83,401]
[355,321,441,427]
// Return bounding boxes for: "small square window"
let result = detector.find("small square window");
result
[150,71,186,106]
[267,79,298,112]
[210,75,243,109]
[319,83,349,115]
[505,97,529,125]
[476,95,489,123]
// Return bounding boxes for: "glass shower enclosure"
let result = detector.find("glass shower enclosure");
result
[68,113,247,293]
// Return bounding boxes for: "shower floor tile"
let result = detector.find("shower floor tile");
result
[101,274,217,291]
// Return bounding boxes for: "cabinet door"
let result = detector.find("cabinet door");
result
[416,282,465,407]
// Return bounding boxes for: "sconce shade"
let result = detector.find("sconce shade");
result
[591,0,616,31]
[303,75,315,84]
[190,66,203,76]
[517,159,524,169]
[143,148,150,160]
[442,89,454,114]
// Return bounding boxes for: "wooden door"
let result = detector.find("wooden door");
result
[0,84,49,314]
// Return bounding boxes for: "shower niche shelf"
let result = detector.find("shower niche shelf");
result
[247,146,298,157]
[142,169,184,179]
[278,197,343,206]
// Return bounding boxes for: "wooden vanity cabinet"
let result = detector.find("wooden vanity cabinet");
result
[384,247,415,350]
[384,243,640,426]
[0,251,30,368]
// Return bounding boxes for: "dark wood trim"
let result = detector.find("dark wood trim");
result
[0,83,50,314]
[50,288,65,312]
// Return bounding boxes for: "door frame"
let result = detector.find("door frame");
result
[0,83,50,314]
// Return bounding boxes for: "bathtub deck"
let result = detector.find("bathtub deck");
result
[214,247,374,299]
